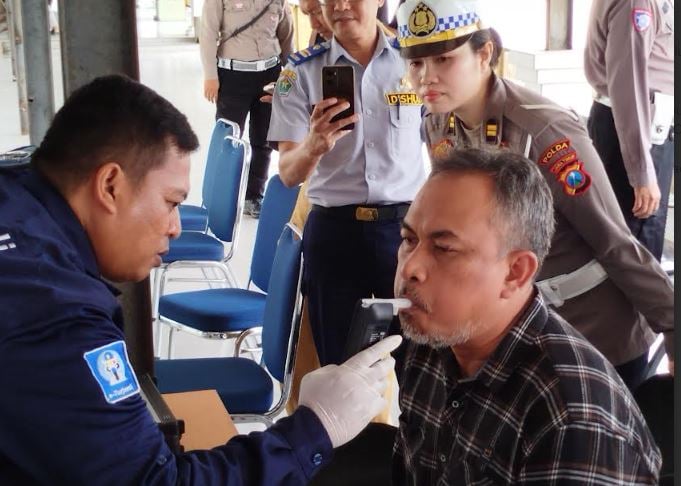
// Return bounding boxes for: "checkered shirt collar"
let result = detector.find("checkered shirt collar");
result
[464,291,548,392]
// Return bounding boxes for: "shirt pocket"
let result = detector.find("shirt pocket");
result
[397,416,426,470]
[388,105,422,159]
[660,1,673,34]
[223,0,254,12]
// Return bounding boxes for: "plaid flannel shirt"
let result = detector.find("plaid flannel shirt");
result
[393,292,661,485]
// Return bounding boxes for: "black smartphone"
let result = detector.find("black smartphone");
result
[342,298,411,361]
[321,65,355,130]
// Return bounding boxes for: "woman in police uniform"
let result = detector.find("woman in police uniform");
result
[395,0,674,390]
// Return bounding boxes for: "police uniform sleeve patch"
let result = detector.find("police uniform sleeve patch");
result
[558,160,592,196]
[83,340,140,404]
[276,68,298,97]
[430,138,455,161]
[548,150,578,174]
[632,8,652,32]
[537,138,590,196]
[539,138,571,165]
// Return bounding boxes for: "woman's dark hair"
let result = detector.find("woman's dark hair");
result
[32,74,199,191]
[467,28,503,68]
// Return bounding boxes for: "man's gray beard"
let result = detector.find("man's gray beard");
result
[400,316,475,349]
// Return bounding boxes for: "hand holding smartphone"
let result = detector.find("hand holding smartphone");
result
[321,65,356,130]
[342,298,411,361]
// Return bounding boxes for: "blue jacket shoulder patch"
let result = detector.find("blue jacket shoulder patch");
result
[288,41,330,66]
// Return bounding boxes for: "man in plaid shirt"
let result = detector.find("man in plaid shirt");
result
[392,148,661,485]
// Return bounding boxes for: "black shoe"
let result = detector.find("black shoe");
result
[244,198,262,218]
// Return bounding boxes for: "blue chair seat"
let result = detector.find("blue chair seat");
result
[155,357,273,414]
[159,288,267,332]
[163,232,225,263]
[179,205,208,232]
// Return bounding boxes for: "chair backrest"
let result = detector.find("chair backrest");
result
[250,175,301,291]
[206,136,251,244]
[261,224,303,383]
[201,119,238,206]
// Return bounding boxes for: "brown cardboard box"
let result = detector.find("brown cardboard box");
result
[163,390,238,451]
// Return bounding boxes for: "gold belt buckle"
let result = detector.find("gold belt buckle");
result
[355,206,378,221]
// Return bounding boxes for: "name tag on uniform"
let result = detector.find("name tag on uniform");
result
[384,92,422,105]
[83,340,140,404]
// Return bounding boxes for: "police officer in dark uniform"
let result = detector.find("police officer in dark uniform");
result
[200,0,294,217]
[0,75,400,485]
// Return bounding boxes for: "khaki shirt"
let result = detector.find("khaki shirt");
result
[200,0,294,80]
[584,0,674,187]
[423,75,674,365]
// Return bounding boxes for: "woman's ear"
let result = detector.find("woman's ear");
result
[479,40,494,68]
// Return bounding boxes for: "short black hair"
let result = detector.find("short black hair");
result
[431,148,555,268]
[32,74,199,190]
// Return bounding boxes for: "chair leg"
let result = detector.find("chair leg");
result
[201,266,216,289]
[166,326,176,359]
[234,331,248,358]
[154,324,166,359]
[151,269,164,358]
[224,263,240,288]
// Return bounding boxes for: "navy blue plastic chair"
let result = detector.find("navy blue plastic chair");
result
[155,224,304,426]
[154,132,250,298]
[178,118,239,232]
[158,174,300,358]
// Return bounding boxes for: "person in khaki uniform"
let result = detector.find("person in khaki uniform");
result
[395,0,674,390]
[584,0,674,262]
[200,0,293,217]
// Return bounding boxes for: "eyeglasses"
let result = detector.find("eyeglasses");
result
[318,0,363,6]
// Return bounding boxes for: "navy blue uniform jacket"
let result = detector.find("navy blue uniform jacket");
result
[0,166,332,485]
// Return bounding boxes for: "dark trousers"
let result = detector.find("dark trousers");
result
[303,209,404,366]
[216,64,280,201]
[614,352,648,392]
[587,102,674,260]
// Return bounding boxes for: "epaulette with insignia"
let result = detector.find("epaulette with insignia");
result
[287,41,330,66]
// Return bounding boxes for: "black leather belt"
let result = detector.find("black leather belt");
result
[311,203,410,222]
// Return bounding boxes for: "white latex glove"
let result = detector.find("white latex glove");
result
[299,335,402,448]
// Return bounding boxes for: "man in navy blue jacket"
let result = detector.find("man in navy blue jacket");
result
[0,74,400,485]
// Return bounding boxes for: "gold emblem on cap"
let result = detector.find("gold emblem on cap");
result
[408,2,437,37]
